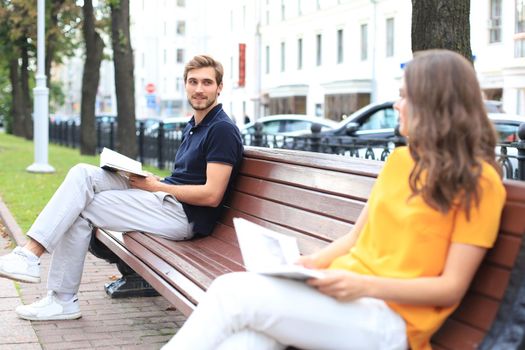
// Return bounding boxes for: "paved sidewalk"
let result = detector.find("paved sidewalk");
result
[0,200,187,349]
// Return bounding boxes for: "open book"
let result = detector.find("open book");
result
[100,147,147,177]
[233,217,324,280]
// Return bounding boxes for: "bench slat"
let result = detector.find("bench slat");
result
[96,229,200,315]
[240,158,375,201]
[220,209,329,254]
[451,293,500,331]
[229,191,352,241]
[244,147,383,177]
[470,264,510,300]
[432,319,485,349]
[233,175,365,223]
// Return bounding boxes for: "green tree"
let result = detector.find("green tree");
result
[411,0,472,62]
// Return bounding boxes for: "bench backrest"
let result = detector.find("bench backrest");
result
[130,147,525,348]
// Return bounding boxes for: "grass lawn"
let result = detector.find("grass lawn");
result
[0,132,169,233]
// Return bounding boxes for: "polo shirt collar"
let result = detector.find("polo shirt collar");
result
[189,103,223,128]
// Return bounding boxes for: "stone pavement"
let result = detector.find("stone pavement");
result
[0,198,187,350]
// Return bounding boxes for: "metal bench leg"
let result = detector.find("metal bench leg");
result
[89,231,159,298]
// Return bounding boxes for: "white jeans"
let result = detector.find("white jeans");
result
[164,272,407,350]
[27,163,192,294]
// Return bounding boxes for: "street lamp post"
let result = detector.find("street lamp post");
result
[27,0,55,174]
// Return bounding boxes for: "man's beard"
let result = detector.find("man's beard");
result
[188,95,217,111]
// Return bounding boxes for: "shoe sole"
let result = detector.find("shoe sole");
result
[17,311,82,321]
[0,270,40,284]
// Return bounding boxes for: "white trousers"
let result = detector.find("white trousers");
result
[164,272,407,350]
[27,163,192,294]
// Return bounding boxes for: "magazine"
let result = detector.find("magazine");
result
[233,217,324,280]
[99,147,147,177]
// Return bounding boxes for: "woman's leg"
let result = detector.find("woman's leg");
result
[164,272,407,350]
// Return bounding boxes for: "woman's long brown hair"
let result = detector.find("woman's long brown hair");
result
[404,50,501,217]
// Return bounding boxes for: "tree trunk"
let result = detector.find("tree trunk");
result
[80,0,104,155]
[411,0,472,62]
[9,58,25,137]
[46,0,66,89]
[110,0,137,158]
[20,41,33,140]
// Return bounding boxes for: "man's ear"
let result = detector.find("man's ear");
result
[217,82,223,96]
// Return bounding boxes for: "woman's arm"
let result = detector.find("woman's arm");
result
[309,242,487,307]
[299,204,369,269]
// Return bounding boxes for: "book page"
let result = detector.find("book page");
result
[100,147,147,177]
[233,218,324,280]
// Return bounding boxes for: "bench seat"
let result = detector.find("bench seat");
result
[93,147,525,349]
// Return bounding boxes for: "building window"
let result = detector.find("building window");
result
[281,42,286,72]
[281,0,285,20]
[177,0,185,7]
[163,49,167,64]
[489,0,502,43]
[297,38,303,70]
[176,49,184,63]
[337,29,344,63]
[298,0,302,15]
[516,0,525,57]
[177,21,186,35]
[316,34,322,66]
[360,24,368,61]
[266,45,270,74]
[230,56,234,79]
[386,18,394,57]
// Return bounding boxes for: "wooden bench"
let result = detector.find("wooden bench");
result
[90,147,525,349]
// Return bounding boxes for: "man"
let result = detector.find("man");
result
[0,55,243,321]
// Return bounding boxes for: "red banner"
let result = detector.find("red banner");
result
[238,43,246,87]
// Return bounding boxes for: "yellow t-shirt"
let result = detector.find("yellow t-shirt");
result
[329,146,506,350]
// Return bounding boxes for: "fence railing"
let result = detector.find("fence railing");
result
[49,120,525,181]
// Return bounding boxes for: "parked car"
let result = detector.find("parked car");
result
[145,116,189,137]
[241,114,337,136]
[489,113,525,179]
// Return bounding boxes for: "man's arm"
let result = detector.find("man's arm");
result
[129,162,233,207]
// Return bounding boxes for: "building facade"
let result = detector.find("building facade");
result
[53,0,525,123]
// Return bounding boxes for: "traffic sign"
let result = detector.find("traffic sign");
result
[145,83,155,94]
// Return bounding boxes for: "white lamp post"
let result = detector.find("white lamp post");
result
[27,0,55,173]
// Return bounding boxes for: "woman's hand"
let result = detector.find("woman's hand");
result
[307,270,369,302]
[296,253,330,269]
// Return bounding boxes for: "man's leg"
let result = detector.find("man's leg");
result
[16,188,191,321]
[0,164,129,284]
[164,272,407,350]
[27,163,129,253]
[48,187,192,295]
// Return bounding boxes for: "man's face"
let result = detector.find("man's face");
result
[185,67,223,112]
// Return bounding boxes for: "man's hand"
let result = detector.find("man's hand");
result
[129,174,161,192]
[307,270,369,302]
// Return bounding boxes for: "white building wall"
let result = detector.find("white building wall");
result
[52,0,525,122]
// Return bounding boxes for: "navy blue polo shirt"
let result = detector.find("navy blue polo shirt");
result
[162,104,243,237]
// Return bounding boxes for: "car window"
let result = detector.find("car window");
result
[359,108,397,131]
[493,122,519,142]
[284,120,311,132]
[262,120,282,134]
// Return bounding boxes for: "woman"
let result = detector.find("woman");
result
[163,50,506,350]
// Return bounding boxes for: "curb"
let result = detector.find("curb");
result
[0,195,27,247]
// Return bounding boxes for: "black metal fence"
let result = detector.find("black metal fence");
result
[49,120,525,181]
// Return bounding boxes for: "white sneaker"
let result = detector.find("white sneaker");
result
[0,247,40,283]
[16,291,82,321]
